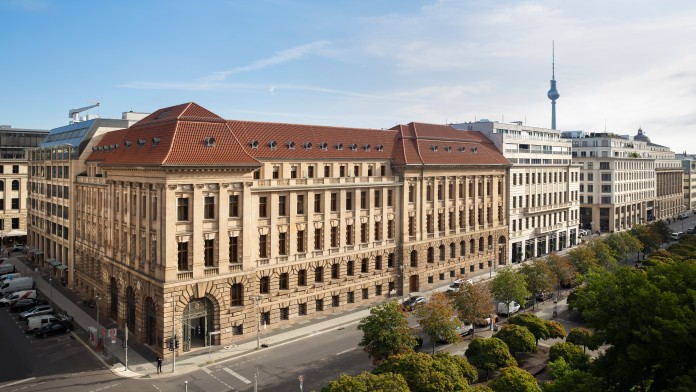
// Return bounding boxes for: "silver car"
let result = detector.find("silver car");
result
[19,305,53,321]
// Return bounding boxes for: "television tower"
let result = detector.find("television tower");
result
[547,41,560,130]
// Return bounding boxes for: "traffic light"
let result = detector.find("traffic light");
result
[175,338,180,349]
[169,339,174,351]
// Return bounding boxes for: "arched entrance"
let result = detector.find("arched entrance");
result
[145,297,156,346]
[126,286,136,332]
[182,298,214,352]
[110,278,119,320]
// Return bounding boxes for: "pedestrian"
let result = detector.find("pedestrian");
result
[156,355,163,373]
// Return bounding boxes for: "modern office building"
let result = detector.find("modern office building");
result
[0,125,48,248]
[70,102,509,355]
[27,112,147,282]
[639,129,684,220]
[676,153,696,211]
[452,120,579,263]
[563,130,656,232]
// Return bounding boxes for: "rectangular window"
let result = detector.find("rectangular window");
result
[314,228,322,250]
[409,185,415,202]
[330,226,338,247]
[360,191,367,209]
[375,255,382,270]
[280,307,289,320]
[314,194,321,213]
[260,276,270,293]
[347,260,354,276]
[361,258,368,273]
[298,269,307,286]
[345,192,353,210]
[387,219,394,239]
[323,165,331,177]
[204,196,215,219]
[298,302,307,315]
[426,185,432,201]
[346,224,354,245]
[374,221,382,241]
[409,217,415,236]
[278,232,287,255]
[332,295,339,307]
[177,198,189,221]
[380,165,386,176]
[375,284,382,296]
[11,198,18,210]
[387,190,393,207]
[354,165,360,177]
[347,291,355,303]
[388,253,395,268]
[204,239,215,267]
[279,273,289,290]
[362,288,369,299]
[290,166,297,178]
[229,236,239,263]
[177,242,189,270]
[141,195,147,218]
[229,195,239,217]
[315,266,324,283]
[600,162,610,170]
[259,197,267,217]
[296,195,305,214]
[307,166,315,178]
[339,166,346,177]
[297,230,305,252]
[259,234,268,258]
[278,195,287,216]
[331,263,340,279]
[316,299,324,312]
[272,166,279,179]
[330,192,338,212]
[374,190,381,208]
[360,223,368,243]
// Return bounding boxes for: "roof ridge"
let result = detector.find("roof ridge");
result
[412,123,425,164]
[224,121,258,163]
[161,118,179,165]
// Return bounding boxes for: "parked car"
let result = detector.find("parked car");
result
[671,232,684,240]
[579,229,589,236]
[11,298,46,313]
[475,315,492,327]
[11,244,28,253]
[402,296,426,311]
[446,278,473,293]
[34,320,74,338]
[25,314,61,333]
[687,227,695,234]
[535,291,554,302]
[0,289,36,306]
[19,304,53,321]
[437,319,473,343]
[497,301,521,316]
[678,213,689,220]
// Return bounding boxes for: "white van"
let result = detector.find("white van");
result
[0,289,36,306]
[25,314,60,333]
[0,263,15,276]
[0,277,33,294]
[0,272,21,284]
[497,301,521,315]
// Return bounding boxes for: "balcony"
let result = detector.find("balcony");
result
[524,202,574,214]
[228,263,243,272]
[535,223,564,235]
[177,271,193,281]
[204,267,219,277]
[253,175,400,189]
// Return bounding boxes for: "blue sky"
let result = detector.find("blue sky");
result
[2,0,696,152]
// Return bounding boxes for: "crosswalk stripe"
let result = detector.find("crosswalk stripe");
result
[223,367,252,384]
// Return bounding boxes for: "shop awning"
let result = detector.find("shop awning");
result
[4,230,27,237]
[34,250,44,256]
[56,265,69,271]
[46,258,60,266]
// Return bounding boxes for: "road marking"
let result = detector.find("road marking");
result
[336,347,356,355]
[203,367,233,389]
[223,367,252,384]
[1,378,36,388]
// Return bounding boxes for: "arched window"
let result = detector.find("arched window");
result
[450,243,456,259]
[11,180,19,191]
[460,240,466,256]
[479,237,484,252]
[410,250,418,267]
[470,239,475,253]
[427,247,434,263]
[439,245,446,261]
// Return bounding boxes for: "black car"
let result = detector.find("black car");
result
[34,320,73,338]
[535,291,554,302]
[402,296,426,311]
[10,298,46,313]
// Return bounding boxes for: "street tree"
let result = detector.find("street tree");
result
[603,232,642,264]
[587,240,617,269]
[357,301,416,363]
[488,366,542,392]
[649,219,673,243]
[508,313,550,344]
[451,281,495,338]
[565,245,599,275]
[433,351,478,385]
[520,260,554,310]
[630,224,662,256]
[541,367,603,392]
[549,342,589,370]
[465,337,517,380]
[490,267,528,319]
[493,324,537,355]
[544,253,576,296]
[321,372,410,392]
[545,320,566,340]
[566,328,600,353]
[373,352,470,392]
[414,292,462,353]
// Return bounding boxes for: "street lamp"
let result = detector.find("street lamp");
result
[488,244,493,277]
[252,295,265,349]
[95,294,101,335]
[49,265,54,308]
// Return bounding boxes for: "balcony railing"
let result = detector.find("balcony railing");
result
[177,271,193,281]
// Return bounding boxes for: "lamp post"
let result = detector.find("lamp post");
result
[488,244,493,277]
[172,298,177,373]
[49,265,54,308]
[95,294,101,334]
[208,330,220,363]
[252,295,265,349]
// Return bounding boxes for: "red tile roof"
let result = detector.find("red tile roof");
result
[87,103,509,168]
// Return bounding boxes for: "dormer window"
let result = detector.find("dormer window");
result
[376,144,384,152]
[287,141,296,150]
[431,145,438,152]
[250,140,259,149]
[303,141,312,150]
[319,142,328,151]
[459,146,466,152]
[472,146,478,153]
[91,147,97,152]
[444,146,452,152]
[268,140,277,149]
[336,143,343,151]
[156,111,169,119]
[152,137,160,146]
[137,139,146,147]
[204,137,216,147]
[350,144,358,151]
[124,140,132,148]
[364,144,371,151]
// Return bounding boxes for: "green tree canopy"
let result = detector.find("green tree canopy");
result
[487,366,541,392]
[549,342,589,370]
[508,313,550,344]
[465,337,517,380]
[433,352,478,385]
[545,320,567,340]
[588,240,617,269]
[321,372,410,392]
[520,260,554,310]
[414,292,462,352]
[493,324,537,355]
[566,245,599,276]
[357,301,416,363]
[373,352,470,392]
[545,253,576,295]
[490,267,528,317]
[565,328,599,353]
[451,281,495,338]
[541,368,604,392]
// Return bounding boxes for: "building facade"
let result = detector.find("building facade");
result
[0,125,48,246]
[677,154,696,211]
[27,113,147,281]
[65,103,509,355]
[452,121,580,263]
[563,131,656,232]
[641,129,684,220]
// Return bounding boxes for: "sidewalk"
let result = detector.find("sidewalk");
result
[11,245,578,379]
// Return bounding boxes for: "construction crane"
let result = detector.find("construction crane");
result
[69,102,100,123]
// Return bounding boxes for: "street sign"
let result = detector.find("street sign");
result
[111,338,116,344]
[108,328,117,338]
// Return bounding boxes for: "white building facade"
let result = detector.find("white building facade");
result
[452,121,579,263]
